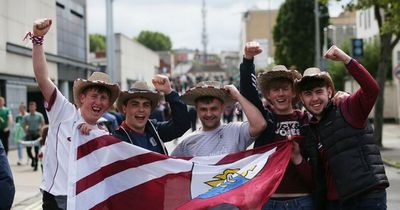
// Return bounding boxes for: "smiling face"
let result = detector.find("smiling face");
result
[79,87,111,125]
[299,86,332,120]
[195,97,224,131]
[123,97,152,134]
[264,79,295,115]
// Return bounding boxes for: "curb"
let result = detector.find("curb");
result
[383,158,400,169]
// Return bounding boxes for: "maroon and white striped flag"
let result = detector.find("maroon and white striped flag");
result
[67,130,291,210]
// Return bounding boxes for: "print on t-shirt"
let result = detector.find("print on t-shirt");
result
[275,121,300,137]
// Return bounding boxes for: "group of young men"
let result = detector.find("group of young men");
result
[6,17,387,210]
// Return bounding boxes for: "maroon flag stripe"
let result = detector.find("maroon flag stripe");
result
[77,135,121,160]
[90,171,193,210]
[76,151,169,195]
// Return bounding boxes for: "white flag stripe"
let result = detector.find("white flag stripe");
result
[74,157,193,209]
[76,141,150,180]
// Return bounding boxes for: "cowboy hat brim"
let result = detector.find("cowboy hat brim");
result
[116,90,161,113]
[181,87,236,106]
[73,79,120,108]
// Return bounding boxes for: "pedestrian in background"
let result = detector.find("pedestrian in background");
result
[23,101,45,171]
[0,96,13,155]
[12,102,28,165]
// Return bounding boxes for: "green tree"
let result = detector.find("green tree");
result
[345,1,400,147]
[273,0,329,72]
[89,34,106,52]
[135,31,172,51]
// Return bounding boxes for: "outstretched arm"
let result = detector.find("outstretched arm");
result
[32,18,56,103]
[225,85,266,137]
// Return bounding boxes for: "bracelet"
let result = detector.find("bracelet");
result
[23,32,44,46]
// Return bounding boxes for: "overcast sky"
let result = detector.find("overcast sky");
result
[87,0,350,53]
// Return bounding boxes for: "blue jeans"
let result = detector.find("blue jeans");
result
[17,142,23,161]
[327,190,387,210]
[262,195,314,210]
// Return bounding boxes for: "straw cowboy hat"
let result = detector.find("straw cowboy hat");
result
[257,65,302,93]
[116,81,161,113]
[73,72,120,108]
[294,67,335,94]
[181,81,235,106]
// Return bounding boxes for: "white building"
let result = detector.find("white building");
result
[348,8,400,121]
[114,34,159,91]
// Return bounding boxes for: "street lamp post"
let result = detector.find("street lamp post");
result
[106,0,115,82]
[314,0,321,68]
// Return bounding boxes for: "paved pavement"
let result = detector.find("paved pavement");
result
[6,123,400,209]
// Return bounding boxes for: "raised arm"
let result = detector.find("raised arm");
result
[152,75,190,141]
[32,18,56,103]
[239,42,265,112]
[324,45,379,127]
[224,85,266,137]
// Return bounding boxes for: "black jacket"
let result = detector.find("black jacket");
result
[306,103,389,203]
[114,91,190,155]
[0,141,15,210]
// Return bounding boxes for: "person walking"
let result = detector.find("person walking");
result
[0,96,13,155]
[23,101,45,171]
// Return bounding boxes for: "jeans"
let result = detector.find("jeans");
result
[262,195,314,210]
[327,190,387,210]
[17,142,23,161]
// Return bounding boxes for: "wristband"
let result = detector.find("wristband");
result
[23,32,44,46]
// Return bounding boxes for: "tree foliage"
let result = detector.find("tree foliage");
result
[89,34,106,52]
[273,0,329,72]
[135,31,172,51]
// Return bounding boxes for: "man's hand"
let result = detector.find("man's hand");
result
[77,123,93,136]
[290,140,303,165]
[332,91,350,106]
[244,41,262,60]
[152,74,172,95]
[324,45,352,65]
[33,18,52,37]
[224,85,240,100]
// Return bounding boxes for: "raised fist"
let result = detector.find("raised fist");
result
[244,41,262,59]
[324,45,352,64]
[152,74,172,95]
[33,18,52,37]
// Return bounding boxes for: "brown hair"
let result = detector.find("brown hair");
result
[40,125,49,146]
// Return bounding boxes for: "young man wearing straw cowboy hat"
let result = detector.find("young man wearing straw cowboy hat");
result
[171,81,266,157]
[240,41,349,209]
[240,41,316,210]
[113,74,190,155]
[30,18,120,210]
[295,45,389,209]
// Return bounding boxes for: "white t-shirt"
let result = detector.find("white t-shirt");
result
[40,89,109,196]
[171,122,254,157]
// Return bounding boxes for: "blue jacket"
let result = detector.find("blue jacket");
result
[0,141,15,210]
